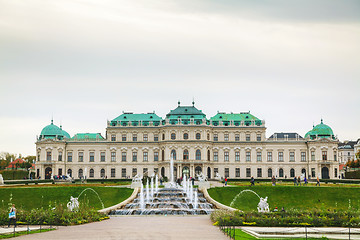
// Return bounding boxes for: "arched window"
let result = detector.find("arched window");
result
[301,168,306,175]
[268,168,272,178]
[67,169,72,177]
[100,168,105,178]
[89,169,94,178]
[171,149,176,160]
[171,133,176,140]
[78,169,83,178]
[196,133,201,140]
[183,133,189,140]
[290,168,295,178]
[279,168,284,178]
[207,150,210,161]
[195,166,202,176]
[183,149,189,160]
[196,149,201,160]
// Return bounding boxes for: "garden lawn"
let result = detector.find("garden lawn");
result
[0,186,133,210]
[208,185,360,211]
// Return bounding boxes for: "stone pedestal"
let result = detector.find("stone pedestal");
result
[131,182,142,189]
[0,174,4,185]
[198,181,210,190]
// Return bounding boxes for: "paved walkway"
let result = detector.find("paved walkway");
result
[14,216,228,240]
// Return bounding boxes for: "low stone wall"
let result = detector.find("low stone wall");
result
[98,187,139,214]
[200,188,238,212]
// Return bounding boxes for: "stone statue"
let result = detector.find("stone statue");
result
[131,174,143,189]
[67,196,79,211]
[215,172,222,181]
[197,172,210,190]
[0,174,4,185]
[257,197,270,213]
[196,172,207,182]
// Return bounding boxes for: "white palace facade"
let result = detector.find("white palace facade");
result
[35,102,339,180]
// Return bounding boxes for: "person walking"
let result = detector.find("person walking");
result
[304,176,308,185]
[250,176,255,186]
[297,176,301,186]
[224,177,228,186]
[272,176,276,186]
[293,177,297,186]
[316,177,320,186]
[8,204,16,228]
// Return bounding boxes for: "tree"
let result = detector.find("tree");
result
[0,152,17,170]
[356,150,360,161]
[24,155,36,163]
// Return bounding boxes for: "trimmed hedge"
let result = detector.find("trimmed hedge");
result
[345,170,360,179]
[0,170,29,180]
[211,209,360,227]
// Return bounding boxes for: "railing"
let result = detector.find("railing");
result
[219,225,360,240]
[0,224,55,238]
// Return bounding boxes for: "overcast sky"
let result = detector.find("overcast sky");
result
[1,0,359,156]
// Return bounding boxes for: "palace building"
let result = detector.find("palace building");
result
[35,102,339,180]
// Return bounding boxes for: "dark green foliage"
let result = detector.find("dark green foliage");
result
[0,170,29,180]
[211,209,360,227]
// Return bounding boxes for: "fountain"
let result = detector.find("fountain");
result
[67,188,105,211]
[230,189,269,212]
[110,156,214,215]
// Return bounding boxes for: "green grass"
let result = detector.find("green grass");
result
[208,185,360,211]
[0,186,134,210]
[222,228,329,240]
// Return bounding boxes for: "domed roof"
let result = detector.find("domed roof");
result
[305,119,335,140]
[39,120,70,140]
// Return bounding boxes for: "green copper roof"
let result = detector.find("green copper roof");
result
[305,119,335,140]
[166,104,206,119]
[72,133,104,140]
[111,113,162,126]
[210,112,263,126]
[40,120,69,139]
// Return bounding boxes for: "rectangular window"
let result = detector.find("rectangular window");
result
[267,152,272,162]
[58,168,62,176]
[213,152,218,162]
[111,152,116,162]
[122,134,126,141]
[335,168,338,178]
[301,152,306,162]
[235,134,240,141]
[89,152,95,162]
[257,152,262,162]
[289,152,295,162]
[111,135,116,141]
[278,152,283,162]
[224,134,229,141]
[224,168,229,178]
[100,152,105,162]
[143,152,148,162]
[214,168,218,177]
[246,134,250,141]
[132,168,137,177]
[121,168,126,178]
[78,152,83,162]
[37,151,40,161]
[122,152,126,162]
[257,134,261,141]
[235,168,240,177]
[322,151,327,160]
[154,134,159,141]
[154,152,159,162]
[47,151,52,161]
[311,168,316,178]
[246,168,251,177]
[334,152,337,161]
[111,168,115,178]
[143,134,148,141]
[235,152,240,162]
[132,152,137,162]
[214,134,218,141]
[67,152,72,162]
[58,152,62,161]
[311,151,315,161]
[143,168,148,176]
[224,152,229,162]
[246,152,251,162]
[133,134,137,142]
[257,168,262,178]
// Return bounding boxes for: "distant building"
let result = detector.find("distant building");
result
[6,158,35,171]
[35,102,339,180]
[338,141,357,164]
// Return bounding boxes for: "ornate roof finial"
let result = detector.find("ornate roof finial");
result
[321,118,323,124]
[192,97,195,106]
[178,100,180,107]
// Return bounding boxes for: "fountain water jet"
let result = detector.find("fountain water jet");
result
[230,189,269,212]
